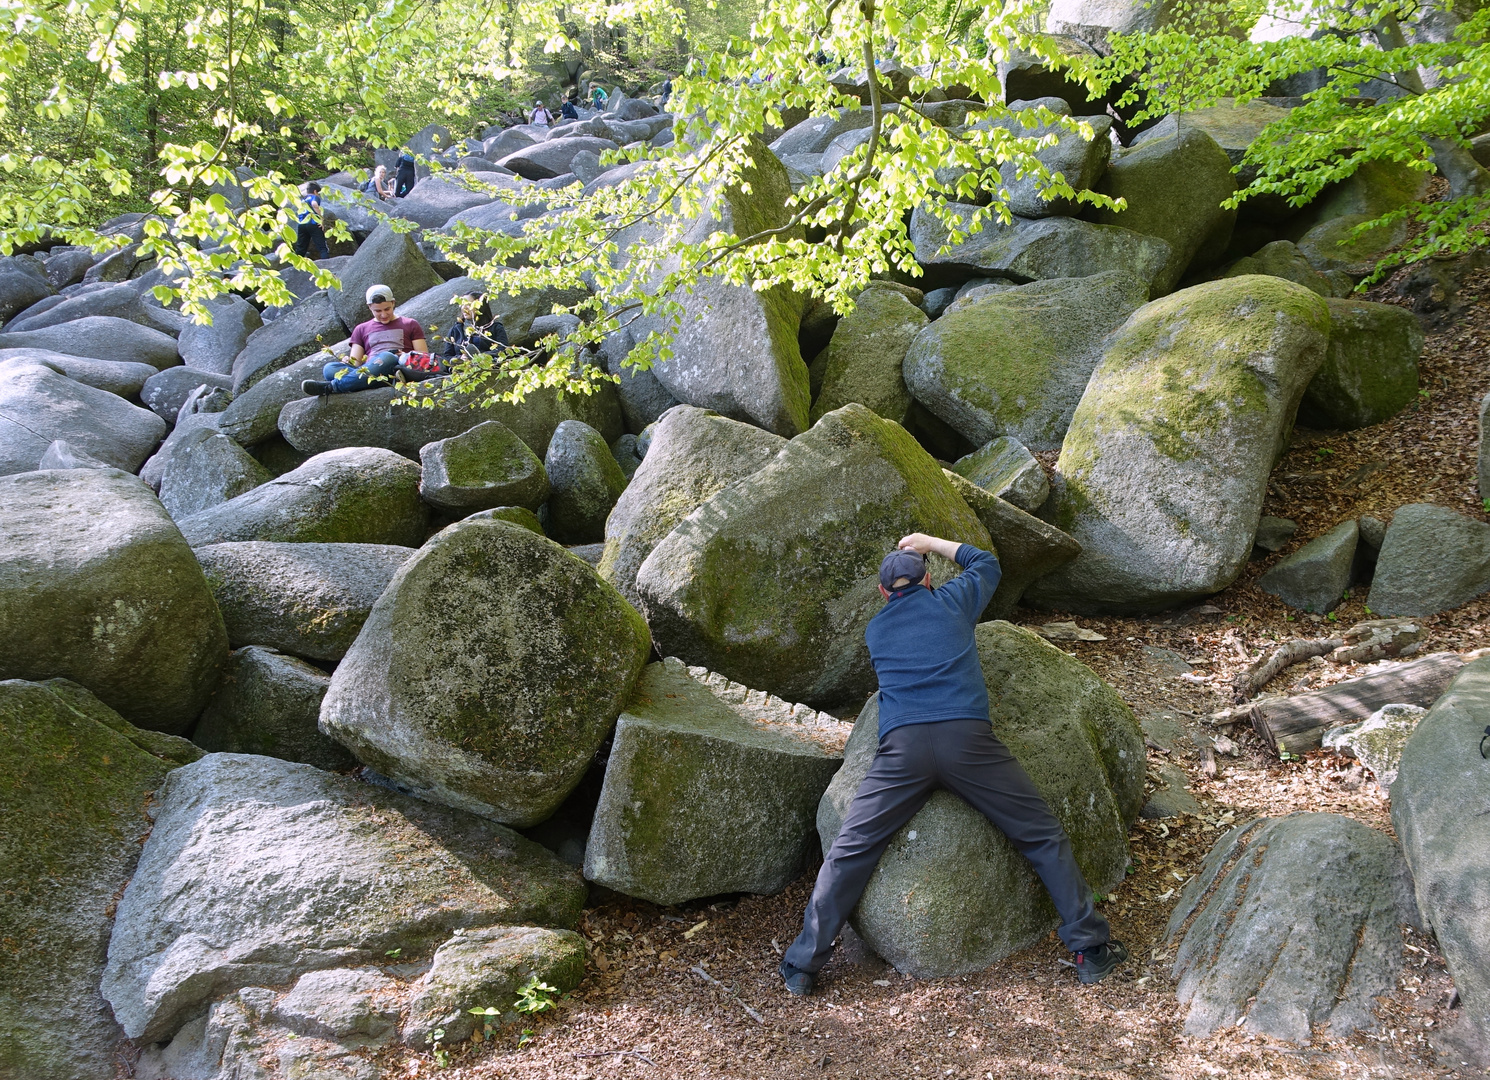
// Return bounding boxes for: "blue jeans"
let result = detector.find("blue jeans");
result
[323,351,399,393]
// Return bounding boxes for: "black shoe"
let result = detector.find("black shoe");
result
[301,379,334,396]
[778,960,814,997]
[1073,940,1128,985]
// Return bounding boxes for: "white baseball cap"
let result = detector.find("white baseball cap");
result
[365,284,394,304]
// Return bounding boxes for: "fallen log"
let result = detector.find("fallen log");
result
[1231,637,1343,702]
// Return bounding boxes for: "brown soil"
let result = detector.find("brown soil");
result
[373,271,1489,1080]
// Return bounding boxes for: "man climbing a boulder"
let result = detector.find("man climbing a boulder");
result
[779,533,1127,995]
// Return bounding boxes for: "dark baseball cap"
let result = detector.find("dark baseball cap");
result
[879,549,927,590]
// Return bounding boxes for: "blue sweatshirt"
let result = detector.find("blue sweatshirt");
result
[865,544,1002,740]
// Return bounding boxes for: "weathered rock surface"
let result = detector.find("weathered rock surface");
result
[598,324,681,432]
[769,108,877,157]
[1168,813,1417,1042]
[0,469,228,732]
[544,419,627,544]
[820,621,1143,977]
[179,296,263,376]
[193,647,354,771]
[1392,657,1490,1052]
[1257,519,1359,613]
[1298,298,1424,431]
[100,753,587,1044]
[216,354,330,446]
[1223,240,1338,295]
[320,516,652,826]
[140,365,235,420]
[903,273,1149,452]
[0,347,159,398]
[0,364,167,474]
[327,224,444,332]
[810,286,927,425]
[951,436,1049,512]
[195,541,413,661]
[1367,504,1490,616]
[636,404,991,708]
[498,136,621,180]
[1322,702,1425,789]
[38,438,114,470]
[0,315,180,369]
[1028,277,1330,613]
[994,104,1113,218]
[158,431,272,520]
[388,176,496,229]
[418,420,549,512]
[585,658,850,905]
[0,257,54,323]
[231,293,347,392]
[0,679,189,1080]
[178,447,428,548]
[4,281,152,334]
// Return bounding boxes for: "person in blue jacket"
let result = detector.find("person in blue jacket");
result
[779,532,1128,996]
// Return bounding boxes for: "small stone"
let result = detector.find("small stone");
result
[1257,519,1359,614]
[1254,516,1298,552]
[1322,703,1426,789]
[951,436,1049,512]
[1141,763,1202,819]
[274,967,400,1040]
[419,420,550,513]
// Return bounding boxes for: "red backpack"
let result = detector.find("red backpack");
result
[398,352,447,378]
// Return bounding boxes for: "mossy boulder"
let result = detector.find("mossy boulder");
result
[178,447,429,548]
[598,405,787,608]
[944,470,1080,619]
[418,420,549,513]
[0,469,229,733]
[1297,298,1424,430]
[100,753,587,1044]
[819,621,1143,978]
[810,285,928,425]
[1131,101,1293,219]
[1222,240,1339,296]
[1295,213,1408,278]
[951,436,1049,512]
[902,272,1149,451]
[319,517,652,826]
[584,658,850,905]
[544,419,627,544]
[325,223,443,331]
[0,679,193,1080]
[1027,276,1330,614]
[635,403,991,709]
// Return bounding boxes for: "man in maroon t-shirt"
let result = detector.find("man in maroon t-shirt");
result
[302,283,430,395]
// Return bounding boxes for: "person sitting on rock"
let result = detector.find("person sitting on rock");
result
[437,287,509,362]
[360,164,394,200]
[530,100,553,127]
[561,94,581,121]
[301,284,429,395]
[778,533,1128,997]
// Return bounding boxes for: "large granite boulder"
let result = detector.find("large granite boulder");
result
[0,315,180,368]
[195,541,414,661]
[0,256,54,323]
[544,419,627,544]
[388,176,497,229]
[1223,240,1339,295]
[418,419,549,512]
[3,281,152,334]
[585,658,850,905]
[944,470,1080,618]
[498,136,622,180]
[635,404,991,708]
[1027,276,1330,613]
[1168,814,1417,1042]
[903,271,1149,451]
[140,366,235,420]
[985,99,1113,218]
[177,447,428,548]
[100,753,587,1044]
[231,293,347,392]
[0,680,195,1080]
[327,224,444,331]
[193,647,356,771]
[810,286,928,425]
[0,470,228,733]
[216,354,329,446]
[157,431,272,520]
[0,364,167,474]
[320,517,652,826]
[1367,504,1490,616]
[599,405,786,608]
[950,436,1049,512]
[769,108,877,157]
[0,347,159,399]
[820,621,1143,977]
[598,324,681,432]
[179,295,263,376]
[1392,657,1490,1054]
[1297,297,1424,430]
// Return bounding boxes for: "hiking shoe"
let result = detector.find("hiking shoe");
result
[778,960,815,997]
[1073,940,1128,985]
[301,379,334,396]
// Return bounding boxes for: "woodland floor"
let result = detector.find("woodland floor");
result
[370,269,1489,1080]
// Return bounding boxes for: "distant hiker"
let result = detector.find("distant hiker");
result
[659,78,673,108]
[778,534,1129,997]
[360,164,393,200]
[437,287,509,362]
[530,100,553,127]
[301,284,429,395]
[394,151,417,198]
[590,83,608,109]
[293,182,330,260]
[561,95,580,121]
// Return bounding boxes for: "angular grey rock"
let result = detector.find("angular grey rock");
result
[1168,813,1417,1042]
[193,646,356,771]
[586,658,850,905]
[1223,240,1337,296]
[485,127,538,160]
[3,281,152,334]
[178,447,428,548]
[1368,504,1490,616]
[1297,298,1425,431]
[158,431,272,520]
[810,286,927,425]
[820,126,873,175]
[327,224,444,332]
[1086,127,1237,293]
[991,101,1113,218]
[0,364,166,475]
[195,541,414,661]
[1027,277,1331,614]
[320,516,652,827]
[0,469,228,732]
[769,108,877,157]
[951,436,1050,512]
[544,419,627,544]
[0,346,158,398]
[217,354,328,446]
[636,404,991,708]
[1257,519,1359,613]
[1141,762,1202,818]
[0,314,180,369]
[385,276,481,342]
[39,438,114,470]
[1253,515,1298,552]
[178,295,263,376]
[598,323,681,432]
[599,405,786,608]
[1047,0,1179,42]
[43,246,95,289]
[419,420,550,513]
[404,926,586,1047]
[141,366,235,420]
[1392,657,1490,1050]
[1322,702,1426,789]
[275,967,400,1040]
[903,272,1150,451]
[139,410,225,492]
[100,753,587,1044]
[498,136,622,181]
[909,205,1172,294]
[0,680,188,1080]
[388,176,497,228]
[944,470,1081,618]
[820,621,1143,977]
[1296,213,1408,277]
[232,292,347,392]
[0,256,54,323]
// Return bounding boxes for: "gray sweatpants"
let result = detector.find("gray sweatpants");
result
[785,718,1110,974]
